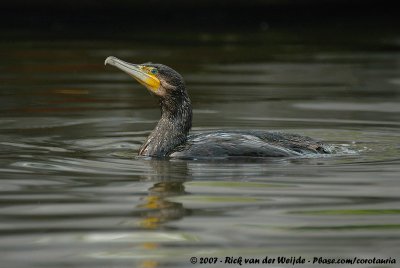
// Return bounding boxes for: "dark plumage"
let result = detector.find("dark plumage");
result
[137,64,192,157]
[171,131,330,159]
[105,57,331,159]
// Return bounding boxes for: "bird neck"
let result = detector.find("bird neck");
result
[139,90,192,157]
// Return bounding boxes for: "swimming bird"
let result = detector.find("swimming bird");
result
[105,56,331,159]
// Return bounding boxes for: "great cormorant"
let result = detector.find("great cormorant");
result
[105,56,331,159]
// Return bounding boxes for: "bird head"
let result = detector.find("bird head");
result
[104,56,185,97]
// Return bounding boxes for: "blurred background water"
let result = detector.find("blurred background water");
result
[0,1,400,267]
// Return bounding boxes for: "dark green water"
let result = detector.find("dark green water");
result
[0,29,400,267]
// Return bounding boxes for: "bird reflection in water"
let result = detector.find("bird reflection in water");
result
[135,160,189,268]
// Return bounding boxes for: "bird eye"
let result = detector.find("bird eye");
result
[151,68,158,74]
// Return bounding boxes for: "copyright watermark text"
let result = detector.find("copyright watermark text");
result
[189,256,396,265]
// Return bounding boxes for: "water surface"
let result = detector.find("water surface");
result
[0,29,400,267]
